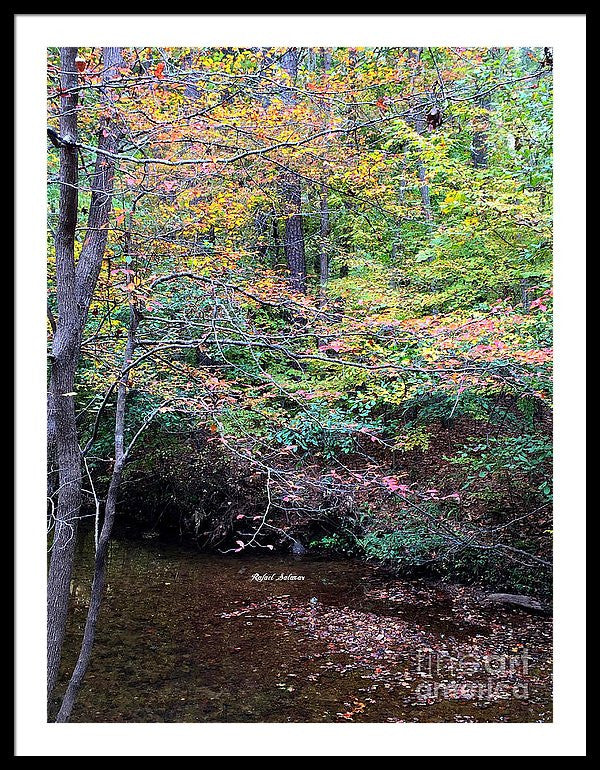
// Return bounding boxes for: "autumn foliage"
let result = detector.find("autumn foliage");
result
[47,45,553,591]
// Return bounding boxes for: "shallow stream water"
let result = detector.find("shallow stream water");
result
[58,533,552,723]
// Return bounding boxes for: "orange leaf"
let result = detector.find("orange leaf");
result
[155,62,165,79]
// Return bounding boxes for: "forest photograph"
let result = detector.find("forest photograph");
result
[14,12,587,758]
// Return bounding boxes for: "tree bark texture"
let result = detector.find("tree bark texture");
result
[279,48,307,293]
[47,47,81,699]
[47,46,125,700]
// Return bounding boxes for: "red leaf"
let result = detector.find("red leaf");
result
[382,476,411,494]
[155,62,165,79]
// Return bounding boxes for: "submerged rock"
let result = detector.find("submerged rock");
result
[291,540,307,557]
[484,593,549,614]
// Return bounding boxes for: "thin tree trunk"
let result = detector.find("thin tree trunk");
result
[408,48,434,228]
[47,46,125,701]
[337,48,359,281]
[417,163,433,227]
[392,159,408,268]
[318,48,331,306]
[74,48,126,325]
[56,307,140,722]
[471,49,497,169]
[280,48,307,293]
[255,211,269,260]
[319,185,329,304]
[472,93,491,168]
[521,278,531,311]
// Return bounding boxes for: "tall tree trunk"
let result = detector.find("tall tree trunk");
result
[392,159,408,268]
[74,48,126,325]
[47,46,125,701]
[47,47,81,699]
[417,163,433,228]
[56,307,140,722]
[471,93,491,168]
[255,210,269,261]
[280,48,307,293]
[318,48,332,305]
[338,47,359,281]
[471,48,497,169]
[319,185,329,304]
[408,48,434,229]
[281,174,306,292]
